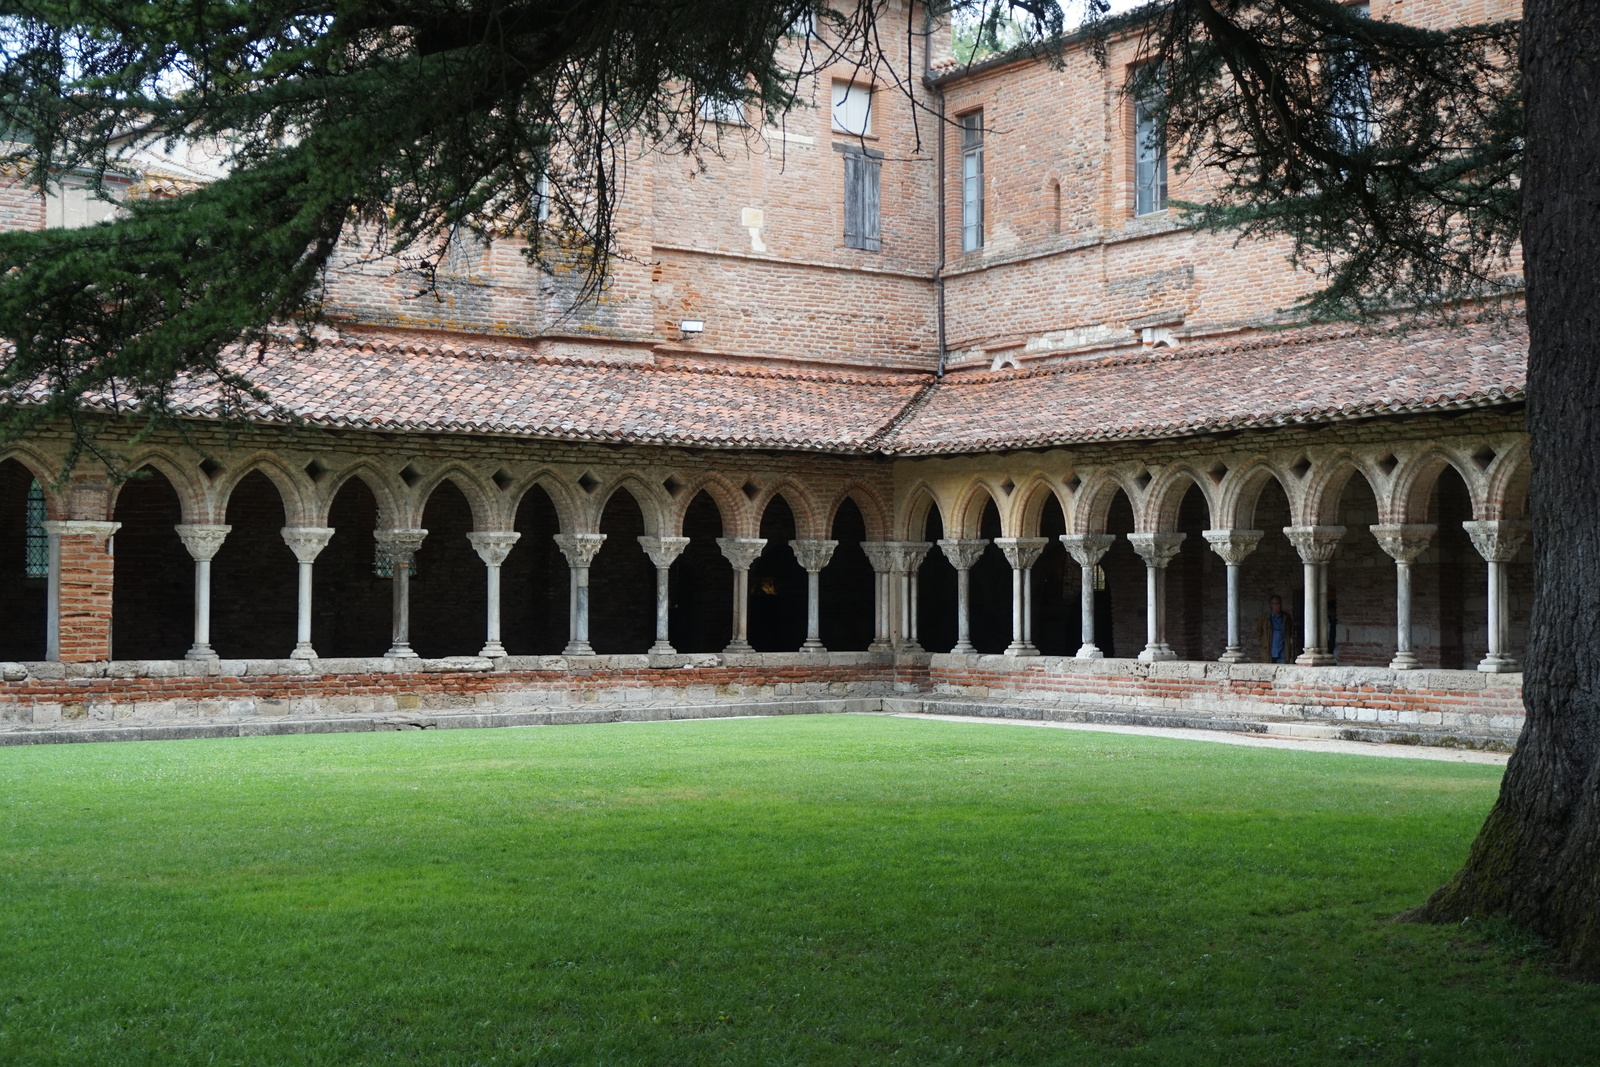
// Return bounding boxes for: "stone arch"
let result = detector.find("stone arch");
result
[898,482,945,541]
[111,463,192,659]
[950,479,1005,539]
[1303,454,1389,527]
[1071,468,1141,534]
[213,454,313,528]
[414,466,497,531]
[108,450,207,524]
[751,479,824,540]
[411,478,486,657]
[592,475,669,539]
[670,473,746,538]
[670,488,734,653]
[0,447,65,519]
[1217,459,1299,530]
[1010,476,1069,538]
[589,485,656,654]
[1484,439,1531,520]
[1146,466,1218,532]
[314,463,403,528]
[212,469,297,658]
[823,481,891,543]
[1391,448,1481,524]
[505,470,580,535]
[313,474,390,658]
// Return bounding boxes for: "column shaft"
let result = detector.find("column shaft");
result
[1078,565,1099,659]
[955,567,973,652]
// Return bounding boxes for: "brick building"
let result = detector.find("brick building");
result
[0,0,1532,744]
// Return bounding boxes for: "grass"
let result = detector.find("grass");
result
[0,715,1595,1066]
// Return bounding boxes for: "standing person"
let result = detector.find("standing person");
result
[1256,594,1299,664]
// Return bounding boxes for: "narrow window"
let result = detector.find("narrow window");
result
[1050,179,1061,235]
[960,111,984,252]
[831,81,873,136]
[24,480,47,578]
[843,150,882,251]
[1329,3,1372,152]
[1134,89,1167,216]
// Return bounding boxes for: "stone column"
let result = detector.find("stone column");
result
[174,523,231,660]
[889,541,931,650]
[936,539,989,652]
[280,526,335,659]
[1060,533,1115,659]
[1202,529,1264,662]
[789,539,839,653]
[1127,532,1185,663]
[1283,525,1345,666]
[1370,524,1436,670]
[553,533,606,656]
[376,528,428,658]
[467,531,522,658]
[41,520,120,662]
[716,537,766,653]
[1463,519,1531,673]
[861,542,896,651]
[994,537,1049,656]
[637,535,690,655]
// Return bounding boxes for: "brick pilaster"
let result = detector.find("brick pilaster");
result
[42,521,120,662]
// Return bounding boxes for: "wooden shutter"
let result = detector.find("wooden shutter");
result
[844,152,881,251]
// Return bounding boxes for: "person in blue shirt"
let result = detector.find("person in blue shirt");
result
[1255,594,1299,663]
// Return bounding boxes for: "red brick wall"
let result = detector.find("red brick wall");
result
[55,531,116,662]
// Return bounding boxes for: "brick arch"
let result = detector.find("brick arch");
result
[751,479,824,540]
[314,463,403,528]
[0,448,65,519]
[1391,448,1483,524]
[1303,454,1386,527]
[414,466,497,531]
[898,482,944,540]
[506,470,580,534]
[950,478,1006,538]
[823,482,891,541]
[1216,458,1299,530]
[212,454,313,527]
[1070,468,1140,534]
[1010,476,1069,538]
[591,475,670,538]
[1483,439,1530,520]
[108,450,208,524]
[670,473,746,537]
[1146,465,1218,532]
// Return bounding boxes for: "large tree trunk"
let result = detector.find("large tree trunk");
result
[1417,0,1600,978]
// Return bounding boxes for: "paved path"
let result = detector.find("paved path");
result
[882,712,1511,765]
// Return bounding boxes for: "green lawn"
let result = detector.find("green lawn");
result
[0,715,1594,1065]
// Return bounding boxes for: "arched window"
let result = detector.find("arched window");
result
[24,480,47,578]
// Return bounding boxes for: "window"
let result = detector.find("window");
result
[45,175,121,229]
[535,171,552,223]
[843,149,881,251]
[1329,3,1373,152]
[831,80,873,136]
[1134,90,1167,215]
[960,111,984,252]
[23,480,46,578]
[373,545,417,580]
[698,92,746,126]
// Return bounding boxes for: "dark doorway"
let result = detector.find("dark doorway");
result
[0,461,46,660]
[917,505,957,653]
[748,496,807,652]
[313,478,390,658]
[670,491,733,653]
[820,498,874,651]
[969,499,1010,653]
[590,490,654,654]
[504,485,567,655]
[212,471,296,658]
[411,481,486,657]
[112,467,191,660]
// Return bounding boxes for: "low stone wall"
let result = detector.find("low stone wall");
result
[924,654,1525,736]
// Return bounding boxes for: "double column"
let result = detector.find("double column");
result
[1202,529,1263,663]
[467,531,522,658]
[280,527,335,659]
[936,538,988,653]
[789,539,838,653]
[716,537,766,653]
[554,533,606,655]
[1463,520,1530,673]
[995,537,1049,656]
[1370,524,1435,670]
[376,528,428,658]
[861,542,896,651]
[1127,532,1184,663]
[174,524,232,660]
[1060,534,1115,659]
[889,541,931,651]
[637,536,691,655]
[1284,525,1344,666]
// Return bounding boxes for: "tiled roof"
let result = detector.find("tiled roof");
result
[884,315,1527,455]
[70,314,1526,454]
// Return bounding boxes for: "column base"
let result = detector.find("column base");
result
[648,642,677,655]
[385,645,418,659]
[1478,654,1521,673]
[1004,643,1040,657]
[563,641,595,656]
[479,642,507,658]
[1218,647,1246,663]
[951,640,976,653]
[1137,644,1176,663]
[1075,645,1104,660]
[1295,650,1336,666]
[894,640,924,654]
[290,644,318,660]
[723,639,753,653]
[185,645,218,661]
[800,640,828,653]
[868,640,893,652]
[1389,652,1419,670]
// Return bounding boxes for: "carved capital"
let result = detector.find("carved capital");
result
[889,540,931,574]
[1127,531,1185,568]
[280,526,336,564]
[1462,519,1530,563]
[637,535,691,569]
[1202,528,1264,566]
[174,523,232,562]
[716,536,767,570]
[375,528,428,567]
[789,539,838,572]
[994,536,1049,571]
[1059,533,1116,568]
[1283,525,1346,565]
[467,530,522,567]
[553,532,606,568]
[937,538,989,571]
[861,541,896,574]
[1370,523,1436,564]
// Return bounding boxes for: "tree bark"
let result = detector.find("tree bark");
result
[1416,0,1600,978]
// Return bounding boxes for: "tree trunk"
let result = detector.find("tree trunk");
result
[1416,0,1600,978]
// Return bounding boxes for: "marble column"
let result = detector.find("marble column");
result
[553,533,606,656]
[1127,532,1184,663]
[716,537,766,653]
[936,538,989,652]
[467,531,522,658]
[1060,533,1115,659]
[789,539,839,653]
[994,537,1049,656]
[280,526,336,659]
[1370,524,1436,670]
[1202,529,1264,662]
[1462,519,1531,673]
[861,542,896,651]
[889,541,931,651]
[637,535,691,655]
[376,528,428,658]
[1284,525,1345,666]
[174,523,232,660]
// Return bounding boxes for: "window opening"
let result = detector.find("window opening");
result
[1134,81,1167,216]
[24,480,47,578]
[1091,564,1107,592]
[1329,3,1373,152]
[374,545,417,580]
[831,81,873,136]
[843,150,881,251]
[961,111,984,252]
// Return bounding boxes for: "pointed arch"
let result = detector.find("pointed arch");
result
[897,481,945,541]
[315,462,403,528]
[823,481,891,542]
[213,453,312,528]
[1071,468,1140,534]
[1391,448,1482,525]
[751,479,824,540]
[0,447,65,519]
[1010,476,1070,538]
[1146,465,1219,532]
[1303,453,1389,527]
[592,474,670,538]
[1484,438,1530,520]
[950,478,1005,538]
[108,450,207,524]
[1217,458,1298,530]
[506,469,579,535]
[414,465,497,531]
[670,472,746,537]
